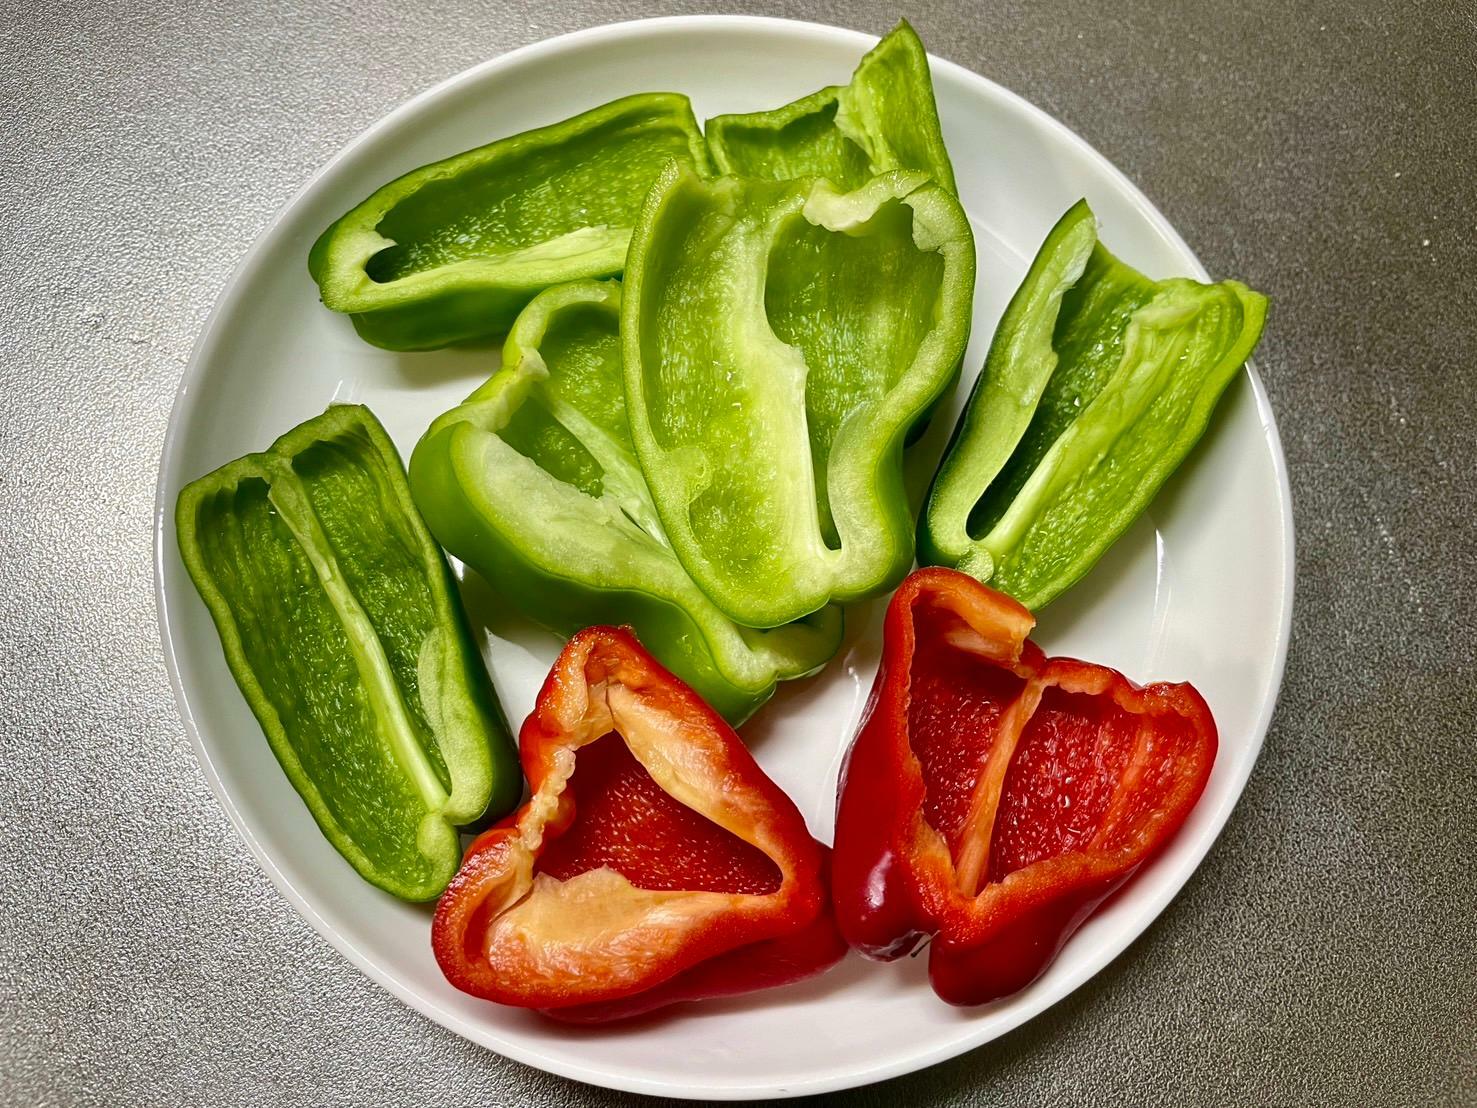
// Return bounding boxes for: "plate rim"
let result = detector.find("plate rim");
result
[152,14,1295,1099]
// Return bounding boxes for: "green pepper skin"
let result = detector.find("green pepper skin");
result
[176,405,519,901]
[408,279,842,725]
[706,20,956,195]
[308,93,712,351]
[920,199,1270,610]
[623,165,975,628]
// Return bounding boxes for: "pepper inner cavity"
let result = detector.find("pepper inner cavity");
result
[965,246,1155,541]
[497,295,653,522]
[290,435,456,795]
[765,196,946,549]
[905,602,1028,893]
[197,475,443,874]
[907,602,1142,896]
[985,685,1137,884]
[533,731,782,896]
[365,115,696,282]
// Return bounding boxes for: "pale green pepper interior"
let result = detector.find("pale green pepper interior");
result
[968,246,1157,539]
[417,279,841,717]
[498,302,627,499]
[705,21,955,196]
[366,112,701,282]
[636,179,948,575]
[766,198,945,547]
[710,92,873,189]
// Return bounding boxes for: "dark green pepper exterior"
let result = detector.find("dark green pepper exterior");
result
[309,93,712,351]
[408,279,842,724]
[705,21,956,194]
[920,200,1270,609]
[175,404,519,901]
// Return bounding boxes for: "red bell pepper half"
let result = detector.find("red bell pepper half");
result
[432,626,845,1022]
[832,567,1217,1006]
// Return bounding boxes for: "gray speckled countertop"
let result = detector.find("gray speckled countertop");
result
[3,1,1474,1104]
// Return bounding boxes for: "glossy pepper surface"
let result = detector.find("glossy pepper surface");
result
[409,279,842,724]
[623,165,975,628]
[432,626,845,1021]
[175,405,519,901]
[706,20,955,194]
[832,567,1217,1005]
[920,200,1268,609]
[308,93,712,351]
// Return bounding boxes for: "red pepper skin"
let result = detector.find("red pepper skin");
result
[832,567,1217,1006]
[432,626,844,1021]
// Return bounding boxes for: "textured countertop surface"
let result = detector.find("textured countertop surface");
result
[3,1,1475,1104]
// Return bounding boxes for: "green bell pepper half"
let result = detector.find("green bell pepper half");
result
[308,93,712,351]
[920,199,1269,609]
[622,165,976,628]
[408,279,843,724]
[705,20,955,194]
[175,404,519,901]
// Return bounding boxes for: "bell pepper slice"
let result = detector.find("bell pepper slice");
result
[409,279,842,724]
[920,199,1269,609]
[622,165,975,628]
[706,20,956,194]
[175,405,520,901]
[308,93,712,351]
[832,567,1217,1005]
[432,626,845,1021]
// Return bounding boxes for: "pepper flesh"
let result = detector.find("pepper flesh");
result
[623,165,975,628]
[706,20,956,194]
[832,567,1217,1005]
[409,279,842,724]
[920,199,1269,609]
[432,626,845,1021]
[175,405,519,901]
[308,93,712,350]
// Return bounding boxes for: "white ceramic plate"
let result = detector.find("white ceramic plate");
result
[155,16,1292,1099]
